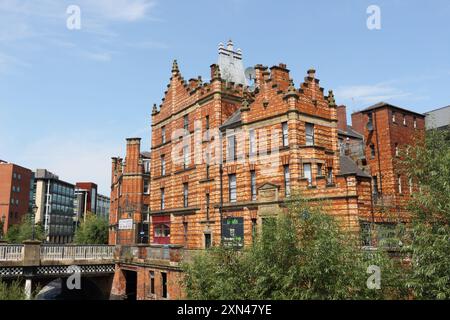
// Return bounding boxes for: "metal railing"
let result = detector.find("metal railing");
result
[40,245,115,261]
[0,245,24,261]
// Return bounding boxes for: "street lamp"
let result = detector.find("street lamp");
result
[30,204,38,241]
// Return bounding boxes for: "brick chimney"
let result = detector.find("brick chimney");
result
[270,63,290,91]
[125,138,141,174]
[336,105,348,132]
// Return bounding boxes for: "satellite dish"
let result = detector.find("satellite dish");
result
[244,67,256,92]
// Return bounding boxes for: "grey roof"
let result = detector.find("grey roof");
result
[357,102,424,118]
[338,125,363,140]
[220,109,241,130]
[339,156,371,178]
[140,151,151,158]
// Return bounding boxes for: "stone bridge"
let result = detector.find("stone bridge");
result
[0,241,115,299]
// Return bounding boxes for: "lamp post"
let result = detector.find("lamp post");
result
[31,204,38,241]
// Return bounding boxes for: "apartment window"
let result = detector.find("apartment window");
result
[372,176,379,197]
[250,170,257,201]
[205,115,210,140]
[161,272,168,298]
[204,233,211,249]
[205,193,210,220]
[12,186,16,192]
[413,117,417,129]
[13,173,16,179]
[249,129,256,157]
[284,165,291,196]
[184,114,189,132]
[282,122,289,147]
[143,160,150,173]
[183,183,189,208]
[395,143,399,157]
[305,123,314,146]
[205,163,210,179]
[161,126,166,144]
[403,114,407,126]
[161,155,166,176]
[317,163,323,176]
[327,167,333,185]
[229,174,237,202]
[18,174,21,180]
[409,178,413,194]
[398,175,402,194]
[303,163,312,185]
[227,135,236,161]
[370,144,376,159]
[160,188,165,210]
[183,145,189,169]
[149,271,155,295]
[392,112,396,123]
[183,222,188,244]
[144,179,150,194]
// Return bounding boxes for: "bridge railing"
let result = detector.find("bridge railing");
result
[40,245,115,261]
[0,245,24,261]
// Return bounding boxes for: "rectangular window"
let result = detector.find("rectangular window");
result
[372,176,379,197]
[184,114,189,132]
[392,112,396,123]
[160,188,165,210]
[144,160,151,173]
[398,175,402,194]
[161,272,168,298]
[206,163,210,179]
[250,170,257,201]
[205,115,210,140]
[403,114,407,126]
[413,117,417,129]
[150,271,155,295]
[249,129,256,157]
[370,144,376,159]
[161,126,166,144]
[144,179,150,194]
[227,135,236,161]
[183,222,188,244]
[183,145,189,169]
[159,155,167,177]
[327,167,333,185]
[395,143,399,157]
[205,233,211,249]
[229,174,237,202]
[303,163,312,186]
[317,163,323,176]
[183,183,189,208]
[305,123,314,146]
[282,122,289,147]
[284,165,291,196]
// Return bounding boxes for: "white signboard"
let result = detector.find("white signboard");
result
[119,219,133,230]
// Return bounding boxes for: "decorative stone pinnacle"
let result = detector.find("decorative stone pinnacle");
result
[213,64,221,80]
[328,90,336,106]
[241,99,250,111]
[152,103,158,115]
[172,59,179,73]
[284,79,299,100]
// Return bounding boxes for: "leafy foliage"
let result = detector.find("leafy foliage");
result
[74,212,109,244]
[183,197,405,300]
[4,215,45,243]
[399,128,450,299]
[0,280,26,300]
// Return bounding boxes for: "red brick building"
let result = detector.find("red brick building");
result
[110,138,151,245]
[0,161,33,236]
[110,42,384,299]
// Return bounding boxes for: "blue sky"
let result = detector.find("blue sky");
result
[0,0,449,195]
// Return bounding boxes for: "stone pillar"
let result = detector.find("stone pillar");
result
[25,278,32,300]
[22,240,41,266]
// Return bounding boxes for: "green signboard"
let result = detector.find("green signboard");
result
[222,217,244,248]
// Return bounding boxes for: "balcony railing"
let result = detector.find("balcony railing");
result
[0,245,24,261]
[40,245,115,261]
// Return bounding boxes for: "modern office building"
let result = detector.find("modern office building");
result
[0,161,33,236]
[74,182,110,222]
[425,105,450,130]
[96,194,110,220]
[33,169,76,243]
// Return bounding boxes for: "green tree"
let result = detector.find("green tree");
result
[4,215,45,243]
[74,212,109,244]
[399,128,450,299]
[0,280,26,300]
[183,197,406,300]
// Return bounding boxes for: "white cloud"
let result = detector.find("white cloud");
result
[334,82,411,105]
